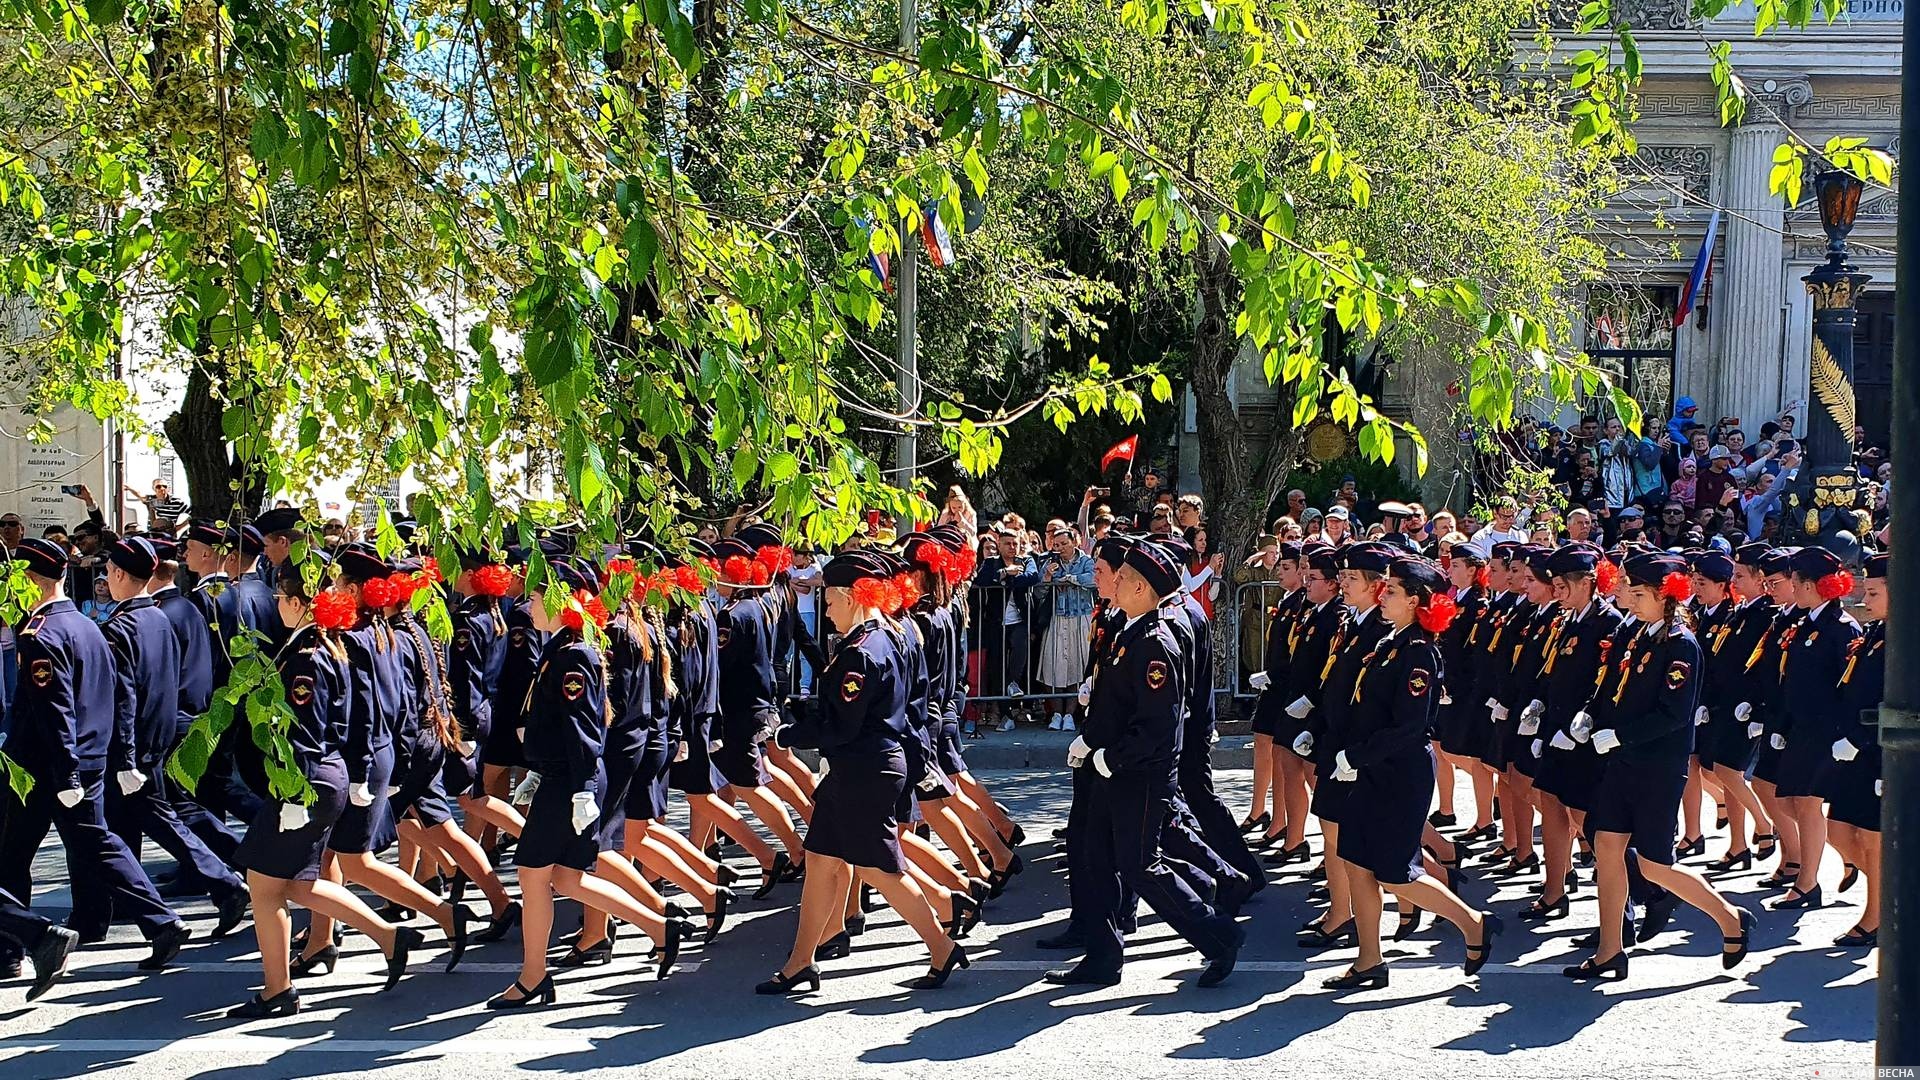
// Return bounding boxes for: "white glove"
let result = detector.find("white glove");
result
[1521,700,1544,722]
[1067,735,1091,769]
[1517,713,1540,737]
[1091,749,1113,778]
[1530,738,1543,759]
[1332,750,1357,782]
[512,772,542,805]
[278,802,310,831]
[570,792,598,834]
[817,757,830,780]
[1077,678,1092,708]
[1549,730,1576,752]
[1489,700,1510,723]
[1286,695,1313,719]
[1734,702,1752,723]
[1769,733,1786,750]
[1747,721,1765,739]
[458,740,477,757]
[348,782,374,807]
[1591,728,1621,755]
[674,742,690,762]
[1570,710,1594,743]
[56,785,83,809]
[708,739,725,753]
[1694,706,1709,727]
[1876,779,1883,797]
[1249,672,1271,692]
[516,726,526,742]
[1833,738,1859,762]
[918,769,940,793]
[116,769,147,796]
[1291,730,1315,757]
[1440,691,1453,706]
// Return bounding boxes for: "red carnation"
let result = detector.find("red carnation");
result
[852,577,888,610]
[312,590,359,631]
[387,572,419,603]
[472,564,512,597]
[360,576,398,609]
[418,556,443,585]
[1661,572,1693,602]
[722,555,753,584]
[1473,566,1490,591]
[1418,594,1459,634]
[893,573,922,612]
[1817,571,1855,602]
[1595,560,1620,595]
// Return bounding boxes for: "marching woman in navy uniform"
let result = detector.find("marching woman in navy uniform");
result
[709,537,808,879]
[0,538,188,973]
[1490,548,1557,880]
[1566,551,1754,981]
[1474,543,1539,874]
[490,559,690,1009]
[1769,545,1862,912]
[925,524,1025,854]
[146,537,242,879]
[758,549,970,994]
[228,555,422,1017]
[1271,544,1345,875]
[666,543,786,898]
[1693,547,1778,873]
[1321,556,1498,990]
[1435,542,1496,844]
[1751,548,1805,886]
[1246,541,1306,846]
[443,549,527,940]
[1823,552,1886,947]
[300,545,469,975]
[483,546,544,857]
[1294,543,1393,948]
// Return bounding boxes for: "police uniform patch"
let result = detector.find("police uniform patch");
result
[290,674,314,706]
[29,658,51,688]
[1145,659,1170,691]
[840,670,866,703]
[1666,660,1691,690]
[1408,669,1431,697]
[454,629,472,653]
[717,626,732,648]
[562,673,587,701]
[509,627,527,648]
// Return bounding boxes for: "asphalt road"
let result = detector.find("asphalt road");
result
[0,768,1881,1080]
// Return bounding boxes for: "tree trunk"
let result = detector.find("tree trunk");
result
[162,353,250,524]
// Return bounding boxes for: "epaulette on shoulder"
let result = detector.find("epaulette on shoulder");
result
[21,613,46,637]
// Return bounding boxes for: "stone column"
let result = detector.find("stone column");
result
[1715,79,1810,426]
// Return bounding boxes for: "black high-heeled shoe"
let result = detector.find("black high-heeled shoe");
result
[1753,832,1778,860]
[1252,830,1285,852]
[384,926,423,991]
[1295,919,1356,949]
[705,886,734,941]
[381,900,416,923]
[1762,861,1802,888]
[557,936,614,967]
[227,987,301,1019]
[1428,811,1457,828]
[1520,894,1570,921]
[845,914,867,938]
[1771,885,1823,911]
[1322,963,1388,990]
[1833,925,1877,948]
[715,862,741,887]
[1461,824,1500,844]
[1723,908,1758,969]
[1480,845,1515,868]
[290,945,339,977]
[755,853,793,900]
[475,901,521,943]
[289,924,344,957]
[1839,862,1860,893]
[657,918,690,978]
[1675,836,1706,859]
[444,905,471,973]
[447,871,469,905]
[1706,849,1753,874]
[1465,914,1503,976]
[1562,952,1628,980]
[913,942,970,989]
[1393,910,1423,941]
[487,974,556,1009]
[1503,852,1541,876]
[756,965,822,995]
[1267,841,1311,866]
[946,892,981,939]
[814,931,851,961]
[1238,812,1272,836]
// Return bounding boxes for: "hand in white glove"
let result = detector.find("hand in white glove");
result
[1530,737,1543,759]
[1091,749,1113,779]
[515,726,526,743]
[1570,710,1594,743]
[708,739,725,753]
[56,785,84,809]
[570,791,599,834]
[1592,728,1621,755]
[1291,730,1315,757]
[1077,678,1092,708]
[1067,734,1092,769]
[918,770,940,793]
[1694,706,1709,727]
[1332,750,1357,782]
[674,742,690,762]
[278,802,310,831]
[1439,691,1453,706]
[1285,695,1313,719]
[1249,671,1271,692]
[1734,702,1752,723]
[1747,721,1765,739]
[512,772,542,805]
[1769,733,1786,751]
[1833,738,1859,762]
[348,782,374,807]
[116,769,146,796]
[1522,699,1544,721]
[1517,713,1540,737]
[1490,701,1511,723]
[1549,730,1577,752]
[1876,779,1883,797]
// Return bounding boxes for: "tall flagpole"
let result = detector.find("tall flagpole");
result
[895,0,920,532]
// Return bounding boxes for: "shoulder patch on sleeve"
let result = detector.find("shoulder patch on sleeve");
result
[21,614,44,637]
[29,658,52,688]
[1407,668,1431,697]
[1666,660,1691,690]
[716,626,732,649]
[840,669,866,703]
[509,627,527,648]
[453,628,472,653]
[289,674,315,706]
[562,672,587,701]
[1145,659,1170,691]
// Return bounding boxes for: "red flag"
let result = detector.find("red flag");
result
[1100,435,1139,473]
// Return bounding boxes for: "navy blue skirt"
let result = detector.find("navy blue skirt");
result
[516,760,604,871]
[714,707,777,789]
[1823,748,1880,831]
[936,718,968,777]
[1335,746,1433,885]
[234,759,347,881]
[805,748,907,873]
[624,729,673,821]
[1773,729,1833,799]
[391,732,452,827]
[670,713,728,795]
[1588,752,1688,865]
[1701,708,1760,773]
[1533,735,1601,812]
[327,742,396,855]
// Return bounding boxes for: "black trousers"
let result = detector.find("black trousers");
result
[0,883,54,954]
[1081,771,1243,976]
[0,769,180,952]
[107,773,246,901]
[1178,753,1264,885]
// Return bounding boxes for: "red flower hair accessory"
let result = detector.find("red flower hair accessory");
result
[893,573,922,613]
[721,555,754,585]
[606,556,636,578]
[674,564,704,593]
[472,564,513,597]
[1660,572,1693,602]
[313,590,359,630]
[385,571,419,604]
[1816,571,1855,602]
[1595,560,1620,595]
[1474,566,1491,591]
[359,576,399,609]
[560,589,611,631]
[418,556,443,585]
[851,577,889,610]
[1418,594,1459,634]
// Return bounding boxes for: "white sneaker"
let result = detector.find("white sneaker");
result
[997,717,1016,733]
[1007,682,1025,698]
[1047,714,1063,731]
[1061,715,1076,732]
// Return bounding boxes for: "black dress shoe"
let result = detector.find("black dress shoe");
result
[384,926,424,991]
[756,965,821,995]
[214,889,251,939]
[140,922,190,971]
[227,987,301,1019]
[474,902,521,943]
[705,886,734,942]
[1036,928,1086,950]
[1196,944,1238,987]
[1636,892,1679,943]
[1295,919,1356,950]
[1215,875,1257,918]
[25,926,79,1003]
[1323,963,1388,990]
[755,853,793,900]
[716,863,741,887]
[1562,952,1629,980]
[487,974,557,1009]
[1838,863,1860,893]
[1723,908,1758,969]
[1771,885,1823,911]
[1428,811,1457,828]
[814,931,852,961]
[1043,966,1121,987]
[557,936,614,967]
[290,945,339,976]
[912,943,969,989]
[657,918,689,978]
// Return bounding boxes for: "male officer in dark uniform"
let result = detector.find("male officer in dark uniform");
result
[225,524,283,652]
[0,538,189,972]
[99,538,250,937]
[1050,537,1244,989]
[253,506,304,584]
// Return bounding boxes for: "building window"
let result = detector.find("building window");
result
[1854,291,1894,449]
[1584,284,1678,427]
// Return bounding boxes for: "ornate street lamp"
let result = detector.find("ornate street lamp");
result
[1781,170,1871,549]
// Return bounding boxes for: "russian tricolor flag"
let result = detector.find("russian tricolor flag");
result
[857,215,890,289]
[1674,208,1720,328]
[920,201,956,268]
